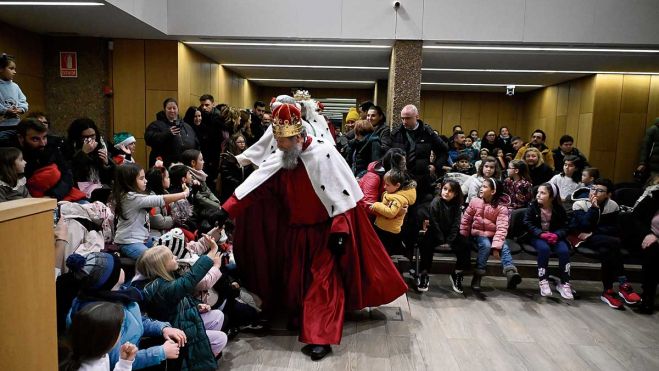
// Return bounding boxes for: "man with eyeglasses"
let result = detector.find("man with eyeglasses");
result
[570,178,642,309]
[514,129,555,170]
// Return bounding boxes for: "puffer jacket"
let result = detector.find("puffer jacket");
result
[373,184,417,234]
[460,196,511,249]
[136,256,216,371]
[357,160,385,210]
[570,198,620,237]
[425,196,462,245]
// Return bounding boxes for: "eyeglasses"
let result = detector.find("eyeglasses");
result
[590,188,607,194]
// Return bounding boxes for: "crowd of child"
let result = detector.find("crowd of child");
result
[0,53,658,370]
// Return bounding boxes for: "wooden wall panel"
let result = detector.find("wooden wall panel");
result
[132,138,148,168]
[556,85,569,116]
[647,75,659,126]
[621,75,651,114]
[615,113,648,181]
[478,95,499,135]
[145,40,177,91]
[577,113,593,158]
[112,39,146,140]
[591,75,623,152]
[145,89,177,125]
[0,21,45,115]
[441,96,462,135]
[177,43,191,109]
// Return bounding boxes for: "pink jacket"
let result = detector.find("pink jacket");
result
[460,197,510,249]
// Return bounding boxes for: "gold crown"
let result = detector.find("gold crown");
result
[293,89,311,101]
[273,119,303,138]
[272,104,303,138]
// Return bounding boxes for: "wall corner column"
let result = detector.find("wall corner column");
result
[386,40,423,126]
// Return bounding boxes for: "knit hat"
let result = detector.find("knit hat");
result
[345,107,359,123]
[158,228,189,259]
[113,132,136,149]
[66,252,122,291]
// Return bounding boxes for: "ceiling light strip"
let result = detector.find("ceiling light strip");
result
[424,45,659,53]
[187,41,390,49]
[223,63,388,70]
[249,78,375,84]
[0,1,104,5]
[421,82,543,87]
[422,68,659,75]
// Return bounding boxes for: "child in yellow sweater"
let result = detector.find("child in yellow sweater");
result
[371,170,417,255]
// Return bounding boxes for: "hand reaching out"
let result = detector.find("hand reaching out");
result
[120,341,138,361]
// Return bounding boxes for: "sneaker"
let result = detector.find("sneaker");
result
[506,269,522,289]
[449,271,464,294]
[556,282,574,300]
[539,279,552,296]
[618,283,642,305]
[601,289,624,309]
[416,273,429,292]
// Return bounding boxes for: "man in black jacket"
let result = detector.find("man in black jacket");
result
[384,104,449,251]
[250,100,267,142]
[17,118,73,200]
[552,134,589,174]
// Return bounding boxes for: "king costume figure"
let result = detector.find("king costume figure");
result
[215,102,407,361]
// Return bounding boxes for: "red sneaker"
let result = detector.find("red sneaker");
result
[601,289,624,309]
[618,283,642,305]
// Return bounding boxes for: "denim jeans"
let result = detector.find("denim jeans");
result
[473,236,515,271]
[119,238,154,260]
[530,237,571,283]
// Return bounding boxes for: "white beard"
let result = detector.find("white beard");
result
[281,143,303,169]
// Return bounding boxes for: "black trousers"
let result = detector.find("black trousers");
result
[582,234,624,290]
[419,234,471,273]
[642,242,659,307]
[375,225,403,256]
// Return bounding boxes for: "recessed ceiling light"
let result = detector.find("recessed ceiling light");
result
[421,82,543,87]
[186,41,390,49]
[422,68,659,75]
[223,63,388,70]
[424,45,659,53]
[249,78,375,84]
[0,1,104,5]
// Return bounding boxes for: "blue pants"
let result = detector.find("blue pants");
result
[529,237,571,283]
[118,238,154,260]
[473,236,515,272]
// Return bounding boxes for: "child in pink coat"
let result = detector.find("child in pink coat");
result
[460,178,522,290]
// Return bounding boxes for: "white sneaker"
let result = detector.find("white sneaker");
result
[539,279,552,297]
[556,282,574,300]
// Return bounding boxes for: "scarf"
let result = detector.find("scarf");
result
[187,166,208,182]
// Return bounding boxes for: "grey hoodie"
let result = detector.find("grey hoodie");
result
[0,79,28,127]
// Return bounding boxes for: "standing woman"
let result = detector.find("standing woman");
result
[218,133,254,203]
[145,98,199,167]
[237,109,255,146]
[347,119,381,178]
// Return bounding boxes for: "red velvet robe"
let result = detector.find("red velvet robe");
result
[223,157,407,345]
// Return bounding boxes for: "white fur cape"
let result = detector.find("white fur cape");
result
[235,117,334,167]
[234,135,363,217]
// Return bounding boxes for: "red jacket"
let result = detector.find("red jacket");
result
[357,161,384,214]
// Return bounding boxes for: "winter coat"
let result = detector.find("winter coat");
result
[425,197,462,245]
[496,136,514,156]
[465,175,485,203]
[639,121,659,173]
[373,185,417,234]
[138,256,216,371]
[358,160,385,208]
[347,133,381,177]
[523,201,569,239]
[632,187,659,237]
[187,167,221,217]
[529,163,554,186]
[22,143,74,201]
[145,111,200,166]
[64,140,115,186]
[218,152,254,202]
[460,196,510,249]
[0,178,29,202]
[385,120,449,197]
[570,198,620,237]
